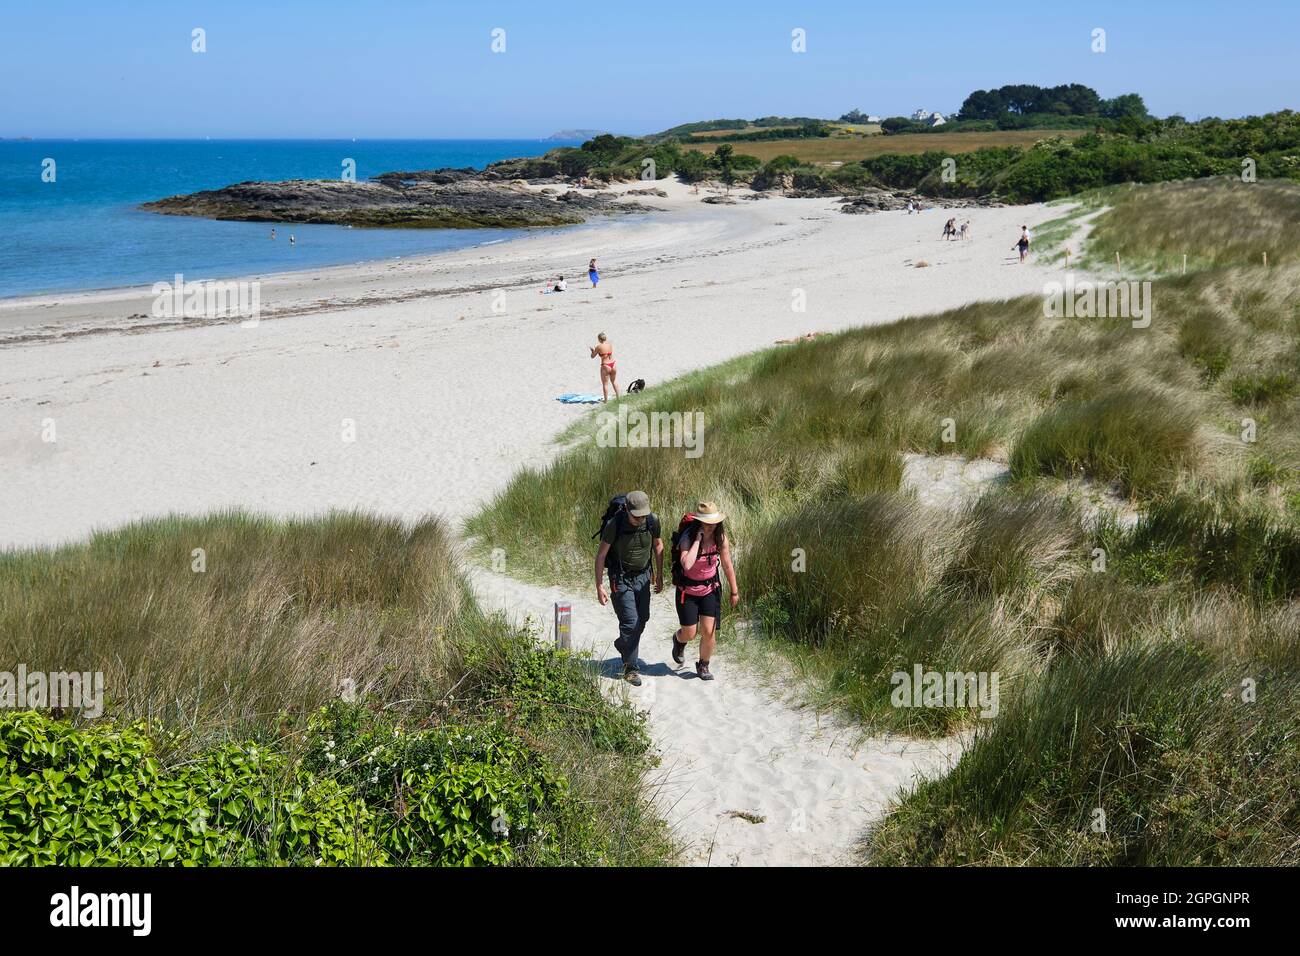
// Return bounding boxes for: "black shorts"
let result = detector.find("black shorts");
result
[676,586,721,626]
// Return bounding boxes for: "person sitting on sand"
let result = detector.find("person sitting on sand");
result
[1013,226,1030,262]
[553,275,567,292]
[595,490,664,686]
[588,258,600,287]
[775,331,827,345]
[669,501,739,682]
[590,331,618,402]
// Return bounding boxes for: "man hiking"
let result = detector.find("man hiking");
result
[595,490,664,686]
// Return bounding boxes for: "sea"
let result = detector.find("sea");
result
[0,139,580,299]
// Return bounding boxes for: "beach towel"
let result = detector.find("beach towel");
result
[556,393,605,404]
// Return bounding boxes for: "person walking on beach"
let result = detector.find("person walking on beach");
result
[595,491,663,686]
[960,220,971,240]
[943,217,957,240]
[669,502,739,682]
[588,258,600,287]
[590,331,618,401]
[1013,225,1030,262]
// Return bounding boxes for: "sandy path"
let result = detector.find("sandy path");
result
[465,563,963,866]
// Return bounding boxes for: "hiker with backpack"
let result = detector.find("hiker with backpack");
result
[669,501,739,682]
[594,490,664,686]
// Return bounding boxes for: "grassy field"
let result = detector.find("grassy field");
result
[685,128,1087,165]
[688,124,801,138]
[468,177,1300,865]
[0,512,674,866]
[829,123,883,136]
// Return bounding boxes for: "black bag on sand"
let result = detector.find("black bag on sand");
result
[627,379,645,393]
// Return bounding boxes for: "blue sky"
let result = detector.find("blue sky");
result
[3,0,1295,138]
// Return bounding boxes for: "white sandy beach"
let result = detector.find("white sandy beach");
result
[2,178,1068,865]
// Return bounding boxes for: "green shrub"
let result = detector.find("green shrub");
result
[474,632,651,756]
[0,710,382,866]
[0,513,677,867]
[302,701,603,866]
[764,154,802,173]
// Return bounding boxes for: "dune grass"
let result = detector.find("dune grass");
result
[468,177,1300,864]
[1085,176,1300,274]
[0,512,675,866]
[871,631,1299,865]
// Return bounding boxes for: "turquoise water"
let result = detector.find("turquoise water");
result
[0,139,578,298]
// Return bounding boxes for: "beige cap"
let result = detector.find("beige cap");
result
[627,490,652,517]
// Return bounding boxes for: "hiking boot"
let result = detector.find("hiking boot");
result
[671,631,687,666]
[623,665,643,687]
[696,660,714,681]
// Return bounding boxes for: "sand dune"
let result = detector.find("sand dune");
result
[2,180,1069,864]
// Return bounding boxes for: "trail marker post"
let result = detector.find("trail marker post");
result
[554,602,571,651]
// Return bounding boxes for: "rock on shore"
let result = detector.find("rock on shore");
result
[142,171,660,229]
[837,188,1006,214]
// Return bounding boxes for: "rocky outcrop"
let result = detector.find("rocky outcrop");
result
[838,188,1006,214]
[370,168,479,185]
[142,172,661,229]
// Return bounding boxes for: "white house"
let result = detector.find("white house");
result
[912,109,946,126]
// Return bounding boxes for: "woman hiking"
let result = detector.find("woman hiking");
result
[669,501,739,681]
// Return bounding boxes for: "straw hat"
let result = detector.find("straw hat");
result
[693,501,725,524]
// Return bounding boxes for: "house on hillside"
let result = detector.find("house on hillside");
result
[912,109,946,126]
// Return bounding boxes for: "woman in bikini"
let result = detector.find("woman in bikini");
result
[669,502,739,681]
[590,331,618,401]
